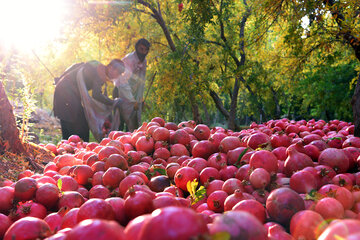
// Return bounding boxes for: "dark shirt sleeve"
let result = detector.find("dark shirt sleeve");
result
[82,63,114,106]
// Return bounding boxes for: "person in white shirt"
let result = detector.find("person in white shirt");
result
[113,38,150,131]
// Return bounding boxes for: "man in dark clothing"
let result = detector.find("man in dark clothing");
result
[53,59,124,142]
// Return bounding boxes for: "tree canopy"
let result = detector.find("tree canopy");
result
[1,0,359,130]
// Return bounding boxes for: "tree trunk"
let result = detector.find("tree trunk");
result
[352,73,360,137]
[189,93,202,124]
[228,77,240,130]
[0,80,27,154]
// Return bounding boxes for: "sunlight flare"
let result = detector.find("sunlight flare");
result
[0,0,67,51]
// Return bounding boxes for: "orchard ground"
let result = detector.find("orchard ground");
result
[1,118,360,239]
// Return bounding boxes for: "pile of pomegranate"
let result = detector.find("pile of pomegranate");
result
[1,117,360,239]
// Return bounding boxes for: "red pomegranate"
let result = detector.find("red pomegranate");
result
[124,190,154,220]
[249,150,278,174]
[64,219,125,240]
[0,186,14,214]
[4,217,51,240]
[290,210,327,240]
[284,148,314,177]
[232,199,266,223]
[137,206,208,240]
[247,132,270,149]
[192,140,217,159]
[194,124,211,140]
[77,198,115,222]
[266,187,305,226]
[318,148,349,173]
[174,166,199,191]
[209,211,267,239]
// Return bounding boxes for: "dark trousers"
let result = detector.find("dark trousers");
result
[60,113,89,142]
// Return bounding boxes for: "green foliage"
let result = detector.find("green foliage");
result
[1,0,359,139]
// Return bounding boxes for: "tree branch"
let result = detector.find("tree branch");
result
[210,90,230,119]
[239,0,251,66]
[137,0,176,52]
[204,40,225,47]
[131,7,154,17]
[326,0,360,60]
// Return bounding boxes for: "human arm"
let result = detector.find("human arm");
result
[82,63,114,105]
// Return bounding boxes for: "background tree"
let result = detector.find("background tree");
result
[257,0,360,133]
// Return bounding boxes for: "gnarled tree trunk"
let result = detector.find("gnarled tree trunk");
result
[0,80,27,154]
[352,73,360,137]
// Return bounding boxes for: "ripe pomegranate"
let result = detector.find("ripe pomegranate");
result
[219,136,242,153]
[249,168,271,189]
[343,136,360,148]
[0,213,12,239]
[209,211,267,239]
[207,190,228,213]
[89,185,111,199]
[235,164,251,181]
[64,219,125,240]
[233,199,266,223]
[58,191,85,210]
[227,147,248,165]
[124,190,153,220]
[102,167,125,189]
[153,195,180,209]
[317,219,360,240]
[247,132,270,149]
[4,217,51,240]
[60,208,79,229]
[56,154,76,169]
[135,136,154,154]
[14,177,38,201]
[192,140,217,159]
[266,187,305,226]
[289,170,317,194]
[148,175,171,192]
[153,147,171,160]
[208,153,227,170]
[187,157,208,173]
[303,144,320,161]
[119,175,146,197]
[219,165,238,181]
[104,154,128,170]
[318,148,349,173]
[193,124,210,140]
[171,129,191,145]
[0,186,14,214]
[98,146,122,161]
[138,206,208,240]
[224,189,255,211]
[44,212,63,233]
[200,167,220,184]
[222,178,244,194]
[174,166,199,191]
[178,2,184,12]
[105,197,127,226]
[284,148,314,177]
[124,214,151,240]
[315,197,344,220]
[170,143,189,156]
[72,165,93,185]
[270,133,291,148]
[77,198,115,222]
[35,183,60,209]
[290,210,327,240]
[249,150,278,174]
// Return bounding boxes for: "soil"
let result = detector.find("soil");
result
[0,139,55,183]
[0,106,58,183]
